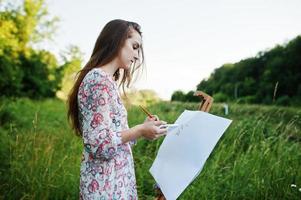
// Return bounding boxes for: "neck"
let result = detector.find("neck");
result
[98,58,120,78]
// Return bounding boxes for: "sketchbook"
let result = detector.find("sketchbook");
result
[149,110,232,200]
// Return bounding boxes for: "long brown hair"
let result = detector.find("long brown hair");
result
[67,19,145,136]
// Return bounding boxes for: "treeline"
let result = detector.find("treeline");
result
[172,35,301,106]
[0,0,81,99]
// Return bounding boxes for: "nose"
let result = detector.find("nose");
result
[133,50,139,62]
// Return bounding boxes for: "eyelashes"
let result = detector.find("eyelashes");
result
[132,42,140,50]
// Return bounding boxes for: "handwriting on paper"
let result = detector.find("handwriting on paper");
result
[175,123,189,136]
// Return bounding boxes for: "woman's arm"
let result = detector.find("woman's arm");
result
[121,120,167,144]
[78,72,167,160]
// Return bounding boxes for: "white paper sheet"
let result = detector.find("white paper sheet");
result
[149,110,232,200]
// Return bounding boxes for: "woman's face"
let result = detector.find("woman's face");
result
[118,29,142,70]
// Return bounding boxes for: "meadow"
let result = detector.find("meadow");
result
[0,98,300,199]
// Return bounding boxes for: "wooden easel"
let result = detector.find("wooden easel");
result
[194,91,214,112]
[154,91,213,200]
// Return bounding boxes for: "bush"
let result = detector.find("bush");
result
[213,92,229,102]
[275,95,291,106]
[236,95,257,104]
[171,90,186,102]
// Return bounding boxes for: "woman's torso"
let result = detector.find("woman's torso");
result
[77,68,137,200]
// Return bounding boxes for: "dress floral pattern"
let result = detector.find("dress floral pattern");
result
[77,68,137,200]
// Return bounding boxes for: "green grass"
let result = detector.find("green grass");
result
[0,98,300,199]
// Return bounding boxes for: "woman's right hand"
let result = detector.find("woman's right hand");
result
[139,120,167,140]
[144,114,159,123]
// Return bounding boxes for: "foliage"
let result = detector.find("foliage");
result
[171,90,199,102]
[1,98,301,199]
[212,92,229,103]
[172,36,301,106]
[0,0,68,98]
[171,90,186,102]
[56,45,83,100]
[122,89,161,107]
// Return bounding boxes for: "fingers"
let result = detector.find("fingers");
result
[148,115,159,121]
[153,115,159,121]
[145,115,159,122]
[148,116,156,121]
[153,120,166,126]
[146,126,167,140]
[156,127,167,135]
[160,120,167,125]
[141,119,168,141]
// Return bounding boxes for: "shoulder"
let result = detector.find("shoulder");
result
[80,68,117,97]
[83,68,110,84]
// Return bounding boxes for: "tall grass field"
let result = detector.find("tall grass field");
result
[0,98,300,199]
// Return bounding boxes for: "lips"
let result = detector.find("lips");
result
[126,60,134,68]
[130,59,136,66]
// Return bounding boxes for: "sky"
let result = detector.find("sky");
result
[45,0,301,100]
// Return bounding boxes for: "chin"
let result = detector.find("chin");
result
[122,64,131,70]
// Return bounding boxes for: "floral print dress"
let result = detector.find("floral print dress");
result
[77,68,137,200]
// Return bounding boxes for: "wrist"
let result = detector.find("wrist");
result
[134,124,144,138]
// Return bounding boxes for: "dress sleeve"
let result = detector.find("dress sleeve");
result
[79,75,123,161]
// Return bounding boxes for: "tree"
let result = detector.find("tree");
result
[56,45,83,100]
[185,91,199,102]
[121,89,161,106]
[171,90,186,102]
[194,35,301,105]
[0,0,62,98]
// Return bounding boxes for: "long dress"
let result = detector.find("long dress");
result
[77,68,138,200]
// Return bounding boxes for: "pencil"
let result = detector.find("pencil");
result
[139,105,153,118]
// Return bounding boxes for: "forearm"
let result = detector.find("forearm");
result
[121,125,143,144]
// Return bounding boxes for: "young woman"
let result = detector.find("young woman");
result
[67,19,167,199]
